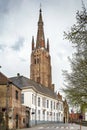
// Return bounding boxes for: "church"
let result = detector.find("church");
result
[0,8,69,129]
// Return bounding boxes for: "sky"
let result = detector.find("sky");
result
[0,0,87,94]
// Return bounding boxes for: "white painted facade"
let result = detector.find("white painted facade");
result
[85,109,87,121]
[21,87,64,126]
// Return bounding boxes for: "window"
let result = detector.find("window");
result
[51,101,52,109]
[37,77,40,83]
[47,100,49,108]
[34,59,36,64]
[47,111,49,121]
[15,90,18,100]
[54,102,55,109]
[43,110,45,120]
[32,94,35,105]
[42,97,46,108]
[37,58,39,63]
[21,93,24,104]
[54,112,55,121]
[23,118,25,123]
[34,58,40,64]
[38,97,40,107]
[32,94,33,104]
[56,102,58,110]
[38,110,40,120]
[32,108,35,120]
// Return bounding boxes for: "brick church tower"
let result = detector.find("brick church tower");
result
[30,8,54,90]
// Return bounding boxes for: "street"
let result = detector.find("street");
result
[17,123,87,130]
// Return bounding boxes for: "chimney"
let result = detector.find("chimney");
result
[17,73,20,77]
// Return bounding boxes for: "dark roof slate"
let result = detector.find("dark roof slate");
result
[10,76,57,99]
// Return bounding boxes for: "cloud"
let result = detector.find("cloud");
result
[19,57,27,62]
[0,0,87,92]
[0,43,6,51]
[0,0,9,14]
[11,37,25,51]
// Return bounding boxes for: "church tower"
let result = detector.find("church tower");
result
[30,8,54,90]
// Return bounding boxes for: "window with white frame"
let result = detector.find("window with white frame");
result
[47,111,49,121]
[43,110,45,120]
[21,93,24,104]
[38,110,40,120]
[47,100,49,108]
[58,103,61,110]
[32,94,35,105]
[54,112,55,121]
[51,101,52,109]
[56,102,58,110]
[54,102,55,109]
[32,108,35,120]
[42,97,46,108]
[38,97,40,107]
[56,113,58,121]
[32,94,34,104]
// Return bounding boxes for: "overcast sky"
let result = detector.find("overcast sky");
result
[0,0,87,93]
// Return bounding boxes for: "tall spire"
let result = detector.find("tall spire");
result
[32,36,34,50]
[36,8,45,48]
[47,38,49,52]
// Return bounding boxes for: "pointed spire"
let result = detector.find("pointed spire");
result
[32,36,34,50]
[36,8,45,49]
[39,8,43,23]
[47,38,49,52]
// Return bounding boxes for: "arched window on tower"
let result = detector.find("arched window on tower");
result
[34,58,40,64]
[34,58,36,64]
[37,58,40,64]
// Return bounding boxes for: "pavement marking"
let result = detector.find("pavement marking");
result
[37,126,75,129]
[38,127,44,129]
[70,126,74,129]
[61,126,64,129]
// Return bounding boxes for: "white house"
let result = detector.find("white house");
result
[10,75,64,126]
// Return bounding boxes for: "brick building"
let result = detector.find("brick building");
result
[0,72,30,129]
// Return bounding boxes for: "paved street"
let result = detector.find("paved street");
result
[17,123,87,130]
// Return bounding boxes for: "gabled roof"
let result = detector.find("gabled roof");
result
[0,72,21,90]
[0,72,11,85]
[10,75,58,99]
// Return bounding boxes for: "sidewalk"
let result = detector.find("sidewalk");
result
[16,123,87,130]
[69,123,87,130]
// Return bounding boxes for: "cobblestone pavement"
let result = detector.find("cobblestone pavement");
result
[17,123,87,130]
